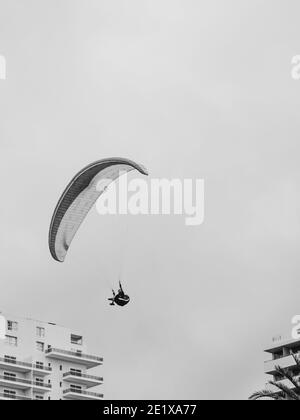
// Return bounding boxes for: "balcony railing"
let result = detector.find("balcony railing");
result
[0,375,51,389]
[0,357,31,368]
[32,381,51,389]
[33,363,52,372]
[63,389,103,399]
[266,351,300,363]
[264,355,298,374]
[63,371,103,382]
[0,375,32,386]
[265,352,299,366]
[0,393,31,401]
[0,357,52,372]
[46,347,103,363]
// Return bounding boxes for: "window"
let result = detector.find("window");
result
[35,377,44,386]
[70,368,82,377]
[4,372,16,381]
[70,385,82,393]
[35,395,43,400]
[5,335,18,347]
[4,390,16,397]
[60,382,62,388]
[7,321,18,332]
[60,365,62,371]
[36,362,44,370]
[4,355,16,364]
[36,342,44,352]
[71,334,83,345]
[36,327,45,338]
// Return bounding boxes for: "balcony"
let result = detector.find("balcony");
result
[45,348,103,368]
[266,378,298,394]
[265,355,297,375]
[0,392,31,401]
[0,375,32,390]
[63,371,103,388]
[0,375,51,392]
[32,363,52,376]
[0,357,51,375]
[63,388,103,400]
[0,357,32,373]
[32,380,52,393]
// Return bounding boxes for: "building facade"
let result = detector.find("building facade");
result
[0,311,103,400]
[264,335,300,394]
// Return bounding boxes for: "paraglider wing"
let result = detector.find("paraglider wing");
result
[49,158,148,262]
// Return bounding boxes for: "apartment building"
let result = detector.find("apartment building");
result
[0,311,103,400]
[264,335,300,394]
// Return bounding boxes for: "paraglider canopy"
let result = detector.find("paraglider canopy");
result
[49,157,148,262]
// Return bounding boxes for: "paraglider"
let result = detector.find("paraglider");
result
[48,157,149,307]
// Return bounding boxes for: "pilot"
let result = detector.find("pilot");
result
[108,282,130,307]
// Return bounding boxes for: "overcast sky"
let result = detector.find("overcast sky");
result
[1,0,300,400]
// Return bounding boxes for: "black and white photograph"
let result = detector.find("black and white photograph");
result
[0,0,300,406]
